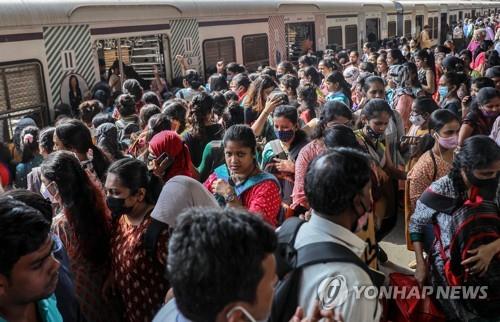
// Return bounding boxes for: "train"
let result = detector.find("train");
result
[0,0,499,142]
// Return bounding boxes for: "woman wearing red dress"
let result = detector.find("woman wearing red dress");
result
[105,158,169,322]
[204,125,281,227]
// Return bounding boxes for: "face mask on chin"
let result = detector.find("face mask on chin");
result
[226,306,268,322]
[351,193,372,233]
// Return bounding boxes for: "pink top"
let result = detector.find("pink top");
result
[472,52,486,71]
[395,94,414,132]
[204,173,281,227]
[291,139,326,209]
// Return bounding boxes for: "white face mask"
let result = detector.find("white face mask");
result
[226,306,267,322]
[40,183,56,204]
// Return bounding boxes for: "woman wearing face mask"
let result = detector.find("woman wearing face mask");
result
[261,105,309,212]
[41,151,121,322]
[406,110,460,249]
[148,130,193,183]
[438,72,464,118]
[356,99,406,243]
[459,87,500,147]
[414,49,436,96]
[405,97,440,159]
[461,77,495,117]
[204,125,281,227]
[105,158,168,322]
[292,101,353,212]
[410,135,500,321]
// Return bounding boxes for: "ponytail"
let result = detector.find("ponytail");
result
[90,144,110,182]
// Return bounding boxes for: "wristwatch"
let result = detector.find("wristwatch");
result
[224,192,237,203]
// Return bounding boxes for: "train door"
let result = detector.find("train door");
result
[459,11,463,22]
[415,15,424,36]
[365,18,380,43]
[472,9,476,19]
[285,22,315,62]
[440,13,448,43]
[395,1,404,37]
[95,34,169,90]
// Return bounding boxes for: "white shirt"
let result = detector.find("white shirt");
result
[295,212,381,322]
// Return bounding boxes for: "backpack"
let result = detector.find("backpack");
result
[420,189,500,318]
[270,217,385,322]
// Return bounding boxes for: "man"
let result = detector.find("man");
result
[0,198,62,322]
[295,148,381,322]
[153,207,278,322]
[419,25,432,49]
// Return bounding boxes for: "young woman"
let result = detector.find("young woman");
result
[461,77,495,117]
[356,99,406,242]
[105,158,168,322]
[438,72,463,118]
[15,126,43,189]
[302,66,322,87]
[472,40,494,76]
[148,130,193,183]
[175,69,204,102]
[261,105,309,211]
[410,135,500,321]
[182,92,224,167]
[405,96,441,158]
[27,127,55,193]
[459,87,500,146]
[296,83,318,123]
[128,113,172,159]
[376,55,389,79]
[204,125,281,227]
[318,58,338,94]
[414,49,436,96]
[291,101,353,212]
[95,123,125,162]
[69,75,83,116]
[41,151,120,322]
[387,49,405,66]
[276,61,295,78]
[406,110,460,249]
[392,62,422,132]
[54,119,110,183]
[162,99,187,135]
[325,71,352,108]
[279,74,300,103]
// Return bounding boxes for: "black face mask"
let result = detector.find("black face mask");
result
[466,171,500,201]
[106,196,134,219]
[365,125,382,141]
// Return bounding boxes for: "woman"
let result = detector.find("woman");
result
[318,58,338,95]
[376,55,389,79]
[15,126,43,189]
[261,105,309,213]
[204,125,281,227]
[405,96,440,159]
[438,72,465,118]
[148,130,193,183]
[291,101,353,212]
[108,60,122,94]
[414,49,436,96]
[279,74,300,104]
[27,126,55,193]
[459,87,500,146]
[69,75,83,116]
[302,66,322,87]
[105,158,168,322]
[276,61,295,78]
[325,71,352,108]
[175,69,204,102]
[411,136,500,321]
[54,119,110,183]
[182,92,224,167]
[162,99,187,135]
[41,151,120,322]
[296,83,318,123]
[356,99,406,241]
[96,123,125,162]
[392,62,422,132]
[472,40,494,76]
[128,113,171,159]
[387,49,405,66]
[406,110,460,249]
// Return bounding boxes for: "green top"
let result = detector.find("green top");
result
[0,294,63,322]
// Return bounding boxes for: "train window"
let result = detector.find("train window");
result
[345,25,358,51]
[416,15,424,35]
[427,18,433,39]
[0,60,47,142]
[433,17,439,39]
[366,18,380,42]
[285,22,315,62]
[327,26,343,50]
[388,21,397,38]
[203,37,236,74]
[404,20,412,39]
[242,34,269,72]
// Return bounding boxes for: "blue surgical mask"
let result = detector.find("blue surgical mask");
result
[438,86,449,100]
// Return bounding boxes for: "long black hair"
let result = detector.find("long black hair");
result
[41,151,111,267]
[188,92,214,139]
[312,100,353,140]
[448,135,500,205]
[326,71,353,106]
[55,119,110,181]
[107,158,162,205]
[20,126,40,163]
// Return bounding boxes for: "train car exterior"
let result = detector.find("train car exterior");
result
[0,0,498,141]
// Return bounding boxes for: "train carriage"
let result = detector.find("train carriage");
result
[0,0,498,142]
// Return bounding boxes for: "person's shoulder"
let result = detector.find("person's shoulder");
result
[153,299,190,322]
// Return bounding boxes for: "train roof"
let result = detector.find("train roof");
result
[1,0,498,29]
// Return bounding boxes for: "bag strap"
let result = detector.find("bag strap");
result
[296,242,385,288]
[278,217,306,246]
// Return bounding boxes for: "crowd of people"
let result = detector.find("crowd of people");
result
[1,13,500,322]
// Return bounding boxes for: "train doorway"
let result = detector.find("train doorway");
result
[285,22,315,62]
[366,18,380,43]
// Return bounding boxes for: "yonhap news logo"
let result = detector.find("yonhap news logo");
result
[353,285,488,300]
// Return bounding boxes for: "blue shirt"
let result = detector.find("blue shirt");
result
[153,299,191,322]
[0,294,63,322]
[325,91,350,107]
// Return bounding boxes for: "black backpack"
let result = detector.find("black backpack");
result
[270,217,384,322]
